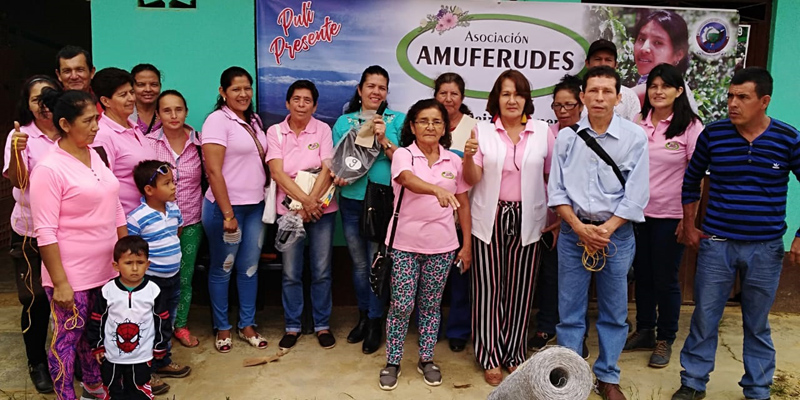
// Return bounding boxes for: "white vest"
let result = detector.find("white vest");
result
[470,120,549,246]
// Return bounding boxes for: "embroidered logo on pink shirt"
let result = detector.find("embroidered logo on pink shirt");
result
[307,142,320,150]
[665,141,680,150]
[441,171,455,179]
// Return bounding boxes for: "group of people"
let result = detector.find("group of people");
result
[5,35,799,400]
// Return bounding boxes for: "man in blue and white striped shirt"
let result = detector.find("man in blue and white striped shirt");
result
[674,67,800,400]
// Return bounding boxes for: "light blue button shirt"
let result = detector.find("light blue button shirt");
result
[547,114,649,223]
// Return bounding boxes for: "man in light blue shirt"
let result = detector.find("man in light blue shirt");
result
[548,66,649,400]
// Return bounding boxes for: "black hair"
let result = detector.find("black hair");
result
[552,74,583,105]
[214,66,261,129]
[633,10,690,74]
[345,65,390,114]
[15,75,61,126]
[56,45,93,71]
[731,67,773,98]
[133,159,172,195]
[91,67,135,110]
[130,63,162,82]
[433,73,473,117]
[156,89,188,112]
[399,99,451,149]
[114,235,149,262]
[582,66,621,94]
[285,79,319,106]
[641,64,701,139]
[486,69,535,119]
[39,88,96,137]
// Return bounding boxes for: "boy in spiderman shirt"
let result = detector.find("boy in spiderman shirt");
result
[87,236,171,399]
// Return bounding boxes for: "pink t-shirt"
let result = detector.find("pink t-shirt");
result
[386,143,470,254]
[201,107,267,205]
[3,123,58,237]
[92,113,157,214]
[265,116,338,215]
[146,127,204,225]
[30,145,125,291]
[472,118,533,202]
[640,112,703,219]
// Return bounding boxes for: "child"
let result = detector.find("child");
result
[87,236,170,399]
[126,160,191,395]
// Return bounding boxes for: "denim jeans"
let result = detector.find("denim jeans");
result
[679,237,783,400]
[339,197,384,319]
[633,218,683,342]
[147,274,180,369]
[534,231,559,335]
[281,212,335,332]
[202,198,265,331]
[556,221,635,384]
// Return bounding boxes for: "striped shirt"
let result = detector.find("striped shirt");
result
[127,199,183,277]
[682,118,800,241]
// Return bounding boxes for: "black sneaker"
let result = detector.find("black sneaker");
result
[29,363,53,393]
[449,338,467,352]
[527,331,556,351]
[648,340,672,368]
[318,331,336,349]
[279,333,300,351]
[623,329,656,352]
[582,338,590,360]
[671,385,706,400]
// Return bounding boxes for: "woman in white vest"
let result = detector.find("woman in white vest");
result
[462,69,549,386]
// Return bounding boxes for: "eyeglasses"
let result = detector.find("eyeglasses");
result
[148,164,171,185]
[551,102,580,111]
[414,119,444,128]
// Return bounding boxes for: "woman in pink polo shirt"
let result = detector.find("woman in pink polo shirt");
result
[130,63,162,135]
[266,80,337,351]
[623,63,703,367]
[91,68,157,214]
[3,75,62,393]
[378,99,471,391]
[201,66,268,353]
[31,88,127,400]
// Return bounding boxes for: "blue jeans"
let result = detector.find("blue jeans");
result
[202,198,265,331]
[679,237,783,400]
[339,197,384,319]
[445,228,470,341]
[281,212,335,333]
[147,274,180,369]
[556,221,635,384]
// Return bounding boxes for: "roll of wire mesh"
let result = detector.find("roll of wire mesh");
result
[488,346,594,400]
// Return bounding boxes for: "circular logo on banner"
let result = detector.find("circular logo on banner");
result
[345,156,362,171]
[441,171,455,179]
[696,18,731,55]
[308,142,320,150]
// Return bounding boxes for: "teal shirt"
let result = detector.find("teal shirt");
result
[332,109,405,200]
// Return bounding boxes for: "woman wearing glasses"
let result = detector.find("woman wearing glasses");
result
[461,69,550,386]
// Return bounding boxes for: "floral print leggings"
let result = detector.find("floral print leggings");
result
[385,249,455,365]
[175,222,204,328]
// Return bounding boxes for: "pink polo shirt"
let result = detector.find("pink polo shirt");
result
[3,123,58,237]
[386,143,470,254]
[30,145,125,291]
[640,112,703,219]
[201,107,267,205]
[146,126,203,225]
[472,118,533,202]
[265,116,338,215]
[93,113,157,214]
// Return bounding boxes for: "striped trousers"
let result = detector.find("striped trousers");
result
[472,201,540,370]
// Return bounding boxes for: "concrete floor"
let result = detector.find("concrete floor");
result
[1,296,800,400]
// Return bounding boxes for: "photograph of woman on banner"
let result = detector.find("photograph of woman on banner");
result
[331,65,405,355]
[461,69,549,386]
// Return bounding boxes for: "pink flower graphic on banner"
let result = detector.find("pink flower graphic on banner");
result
[420,5,472,35]
[436,12,458,32]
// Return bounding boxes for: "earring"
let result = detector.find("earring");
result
[223,97,227,102]
[521,114,528,124]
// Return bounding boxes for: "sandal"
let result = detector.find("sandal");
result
[238,329,268,349]
[215,333,232,353]
[484,367,503,386]
[174,327,199,348]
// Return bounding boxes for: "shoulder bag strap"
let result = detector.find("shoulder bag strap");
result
[386,148,413,252]
[571,124,626,187]
[240,120,271,184]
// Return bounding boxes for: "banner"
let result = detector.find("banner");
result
[256,1,739,127]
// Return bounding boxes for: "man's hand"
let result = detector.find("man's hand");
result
[575,223,610,253]
[789,237,800,268]
[682,223,706,250]
[94,351,105,364]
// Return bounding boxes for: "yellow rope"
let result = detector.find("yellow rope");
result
[49,302,84,400]
[578,241,617,272]
[13,136,37,334]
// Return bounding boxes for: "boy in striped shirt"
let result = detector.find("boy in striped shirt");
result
[127,160,191,395]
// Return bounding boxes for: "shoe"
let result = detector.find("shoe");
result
[623,329,656,352]
[347,310,369,343]
[215,332,232,353]
[157,362,192,378]
[671,385,706,400]
[649,340,672,368]
[362,318,382,354]
[279,333,300,351]
[417,360,442,386]
[237,329,268,349]
[150,374,170,395]
[484,367,503,386]
[379,364,401,390]
[173,327,199,347]
[79,382,106,400]
[318,330,336,349]
[449,338,467,352]
[527,331,556,351]
[597,380,627,400]
[29,363,53,393]
[582,338,590,360]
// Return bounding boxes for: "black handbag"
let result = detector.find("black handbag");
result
[361,181,395,243]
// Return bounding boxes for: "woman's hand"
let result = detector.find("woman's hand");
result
[223,216,238,233]
[330,172,350,187]
[456,245,472,273]
[432,186,460,209]
[373,115,388,147]
[52,282,75,310]
[301,196,323,220]
[463,129,479,158]
[542,218,562,248]
[11,122,28,152]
